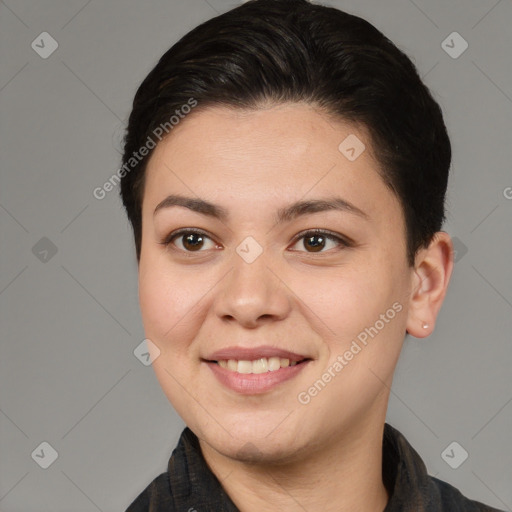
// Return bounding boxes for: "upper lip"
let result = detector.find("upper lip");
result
[204,345,310,363]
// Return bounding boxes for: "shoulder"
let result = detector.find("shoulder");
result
[429,475,505,512]
[383,422,505,512]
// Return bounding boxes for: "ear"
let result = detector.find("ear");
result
[406,231,454,338]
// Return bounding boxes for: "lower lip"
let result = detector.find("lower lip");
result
[206,360,310,394]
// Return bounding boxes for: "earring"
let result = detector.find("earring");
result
[422,322,429,329]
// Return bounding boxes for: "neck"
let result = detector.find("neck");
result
[199,415,390,512]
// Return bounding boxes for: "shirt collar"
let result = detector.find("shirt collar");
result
[167,426,239,511]
[382,422,434,511]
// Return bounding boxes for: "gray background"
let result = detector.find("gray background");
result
[0,0,511,510]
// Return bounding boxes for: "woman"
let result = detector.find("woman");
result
[120,0,504,510]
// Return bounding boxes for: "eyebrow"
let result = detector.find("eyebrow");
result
[153,194,369,223]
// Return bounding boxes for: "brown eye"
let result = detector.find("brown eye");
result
[161,229,218,252]
[181,232,206,251]
[290,230,349,253]
[303,234,327,252]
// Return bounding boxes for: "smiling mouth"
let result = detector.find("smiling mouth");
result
[208,357,310,374]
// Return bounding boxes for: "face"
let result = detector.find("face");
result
[138,103,416,463]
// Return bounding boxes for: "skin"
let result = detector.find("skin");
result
[138,103,454,512]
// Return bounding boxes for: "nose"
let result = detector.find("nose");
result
[213,248,292,328]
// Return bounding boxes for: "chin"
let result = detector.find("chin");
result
[195,419,310,465]
[216,438,300,465]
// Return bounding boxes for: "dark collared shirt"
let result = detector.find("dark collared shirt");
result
[125,423,504,511]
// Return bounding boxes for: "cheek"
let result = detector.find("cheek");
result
[300,260,406,366]
[292,276,368,336]
[138,258,205,343]
[293,264,388,330]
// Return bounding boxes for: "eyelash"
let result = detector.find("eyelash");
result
[159,228,352,254]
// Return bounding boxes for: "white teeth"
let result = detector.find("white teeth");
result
[216,356,302,374]
[252,358,268,374]
[268,356,281,371]
[237,360,253,374]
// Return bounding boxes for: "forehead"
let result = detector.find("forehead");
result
[148,103,373,167]
[142,103,402,227]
